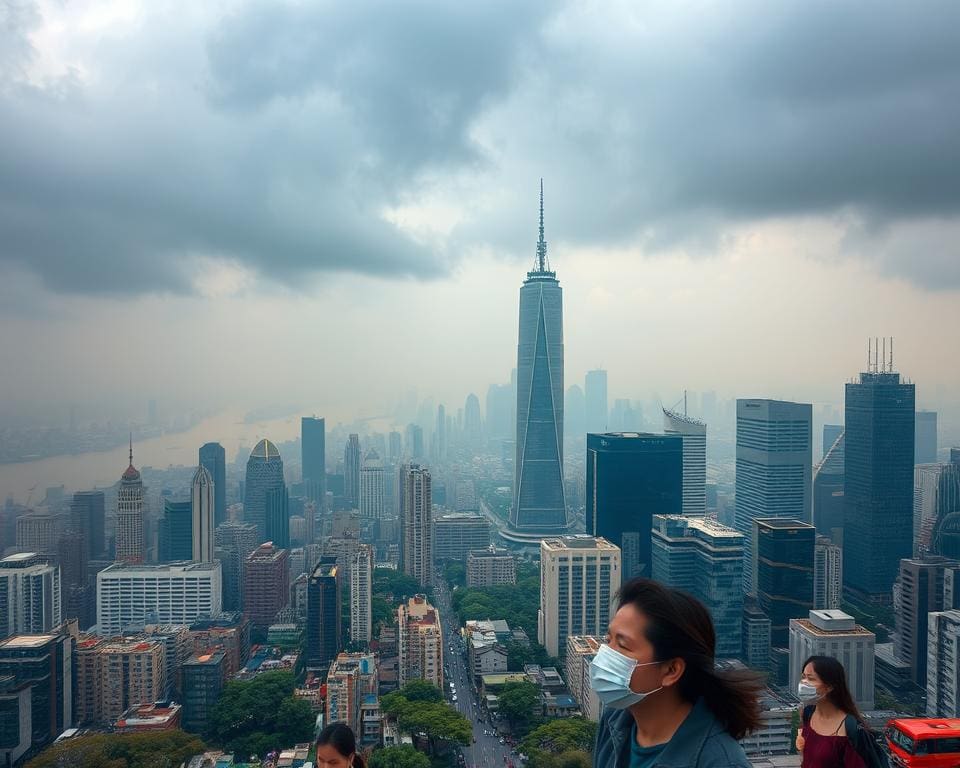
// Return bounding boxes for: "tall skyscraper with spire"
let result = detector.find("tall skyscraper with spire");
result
[116,438,145,564]
[192,464,215,562]
[510,181,567,536]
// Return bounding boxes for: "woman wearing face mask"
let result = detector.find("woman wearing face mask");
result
[796,656,867,768]
[592,578,763,768]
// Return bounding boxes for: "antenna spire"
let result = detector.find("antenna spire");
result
[128,433,133,467]
[536,178,549,272]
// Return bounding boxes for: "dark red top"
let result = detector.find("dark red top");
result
[800,721,867,768]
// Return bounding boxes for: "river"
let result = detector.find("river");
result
[0,411,305,503]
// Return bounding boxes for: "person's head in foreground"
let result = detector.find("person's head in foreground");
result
[592,577,763,768]
[316,723,365,768]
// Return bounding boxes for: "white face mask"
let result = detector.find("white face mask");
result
[798,681,822,704]
[589,643,664,709]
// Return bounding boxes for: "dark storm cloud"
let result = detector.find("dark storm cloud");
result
[1,0,959,294]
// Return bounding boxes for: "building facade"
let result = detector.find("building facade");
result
[199,443,227,529]
[97,561,222,636]
[813,536,843,610]
[587,432,682,581]
[181,651,226,734]
[398,595,443,689]
[71,490,105,561]
[350,545,372,646]
[896,557,958,686]
[159,499,192,563]
[116,442,145,565]
[662,408,707,516]
[192,465,215,563]
[538,536,620,658]
[651,515,744,657]
[0,553,61,640]
[788,610,875,710]
[927,609,960,717]
[843,367,915,604]
[511,184,566,534]
[466,546,516,587]
[244,439,284,542]
[565,635,602,722]
[755,519,815,647]
[243,543,289,632]
[307,557,341,673]
[344,434,361,507]
[734,399,812,594]
[813,432,844,539]
[301,417,326,506]
[401,465,433,587]
[360,450,385,520]
[433,513,491,563]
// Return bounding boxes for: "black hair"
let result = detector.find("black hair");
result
[618,577,764,740]
[317,723,365,768]
[802,655,864,722]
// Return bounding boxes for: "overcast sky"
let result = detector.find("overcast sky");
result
[2,0,959,432]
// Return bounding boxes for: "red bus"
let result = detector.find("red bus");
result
[885,718,960,767]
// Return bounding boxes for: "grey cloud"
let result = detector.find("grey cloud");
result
[1,0,960,295]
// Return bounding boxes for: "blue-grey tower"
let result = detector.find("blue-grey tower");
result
[199,442,226,528]
[244,439,284,542]
[511,181,567,534]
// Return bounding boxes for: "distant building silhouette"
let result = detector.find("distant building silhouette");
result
[192,465,215,563]
[344,434,361,506]
[199,442,226,528]
[244,439,284,541]
[301,417,326,506]
[116,439,145,565]
[585,369,608,434]
[916,410,938,464]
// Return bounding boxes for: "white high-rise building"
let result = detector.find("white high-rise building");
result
[566,635,603,722]
[789,610,875,710]
[663,407,707,516]
[192,465,215,563]
[401,465,433,588]
[539,536,620,658]
[813,536,843,610]
[360,450,385,520]
[927,609,960,717]
[96,561,222,636]
[350,544,373,645]
[0,553,61,640]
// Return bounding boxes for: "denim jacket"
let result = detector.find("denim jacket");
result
[593,697,753,768]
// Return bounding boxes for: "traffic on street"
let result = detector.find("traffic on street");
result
[433,574,520,768]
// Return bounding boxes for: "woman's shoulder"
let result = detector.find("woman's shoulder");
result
[699,728,752,768]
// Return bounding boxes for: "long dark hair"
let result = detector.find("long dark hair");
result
[802,655,863,723]
[618,578,763,740]
[317,723,365,768]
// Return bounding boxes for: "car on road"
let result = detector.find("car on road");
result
[452,695,458,702]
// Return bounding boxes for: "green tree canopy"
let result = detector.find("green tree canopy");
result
[369,745,432,768]
[374,568,428,603]
[520,718,597,757]
[443,561,466,588]
[498,681,541,733]
[381,682,472,754]
[206,670,314,758]
[27,730,205,768]
[399,679,444,703]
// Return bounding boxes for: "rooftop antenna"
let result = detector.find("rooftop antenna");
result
[536,178,549,272]
[875,337,879,373]
[867,338,871,372]
[684,389,688,417]
[890,336,894,372]
[128,433,133,467]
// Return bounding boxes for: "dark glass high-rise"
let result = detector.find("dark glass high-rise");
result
[587,432,682,580]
